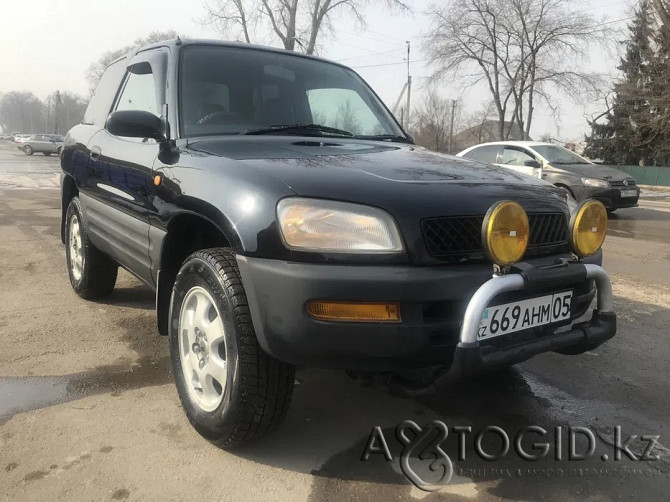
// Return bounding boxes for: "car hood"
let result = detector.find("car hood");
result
[187,136,569,216]
[548,163,631,181]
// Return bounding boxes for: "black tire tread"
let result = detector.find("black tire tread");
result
[179,248,294,448]
[65,198,118,299]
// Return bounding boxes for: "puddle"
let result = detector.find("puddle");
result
[0,376,68,418]
[0,356,172,424]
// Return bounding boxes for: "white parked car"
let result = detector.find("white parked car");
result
[457,141,543,178]
[457,141,639,212]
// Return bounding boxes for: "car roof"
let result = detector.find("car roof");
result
[112,38,352,71]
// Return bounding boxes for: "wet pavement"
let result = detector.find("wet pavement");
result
[0,141,669,500]
[0,142,60,189]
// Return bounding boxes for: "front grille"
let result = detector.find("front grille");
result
[422,216,484,256]
[528,213,568,248]
[422,213,568,261]
[609,178,636,187]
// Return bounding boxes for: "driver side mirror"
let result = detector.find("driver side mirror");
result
[106,110,165,141]
[524,160,541,169]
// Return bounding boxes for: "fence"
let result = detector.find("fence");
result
[613,165,670,187]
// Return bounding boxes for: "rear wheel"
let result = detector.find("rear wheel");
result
[65,197,118,299]
[23,145,33,155]
[169,248,295,448]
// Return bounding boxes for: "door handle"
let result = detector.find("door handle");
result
[90,146,101,160]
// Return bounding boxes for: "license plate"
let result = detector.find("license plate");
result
[621,189,637,198]
[478,291,572,340]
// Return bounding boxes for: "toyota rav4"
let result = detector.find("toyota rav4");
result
[60,39,617,448]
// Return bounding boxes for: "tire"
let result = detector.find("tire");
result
[57,147,63,156]
[23,145,33,155]
[169,248,295,448]
[65,197,118,299]
[44,152,52,157]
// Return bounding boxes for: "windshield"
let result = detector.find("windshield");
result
[532,145,592,165]
[178,45,405,139]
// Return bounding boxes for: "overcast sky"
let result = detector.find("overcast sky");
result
[0,0,634,141]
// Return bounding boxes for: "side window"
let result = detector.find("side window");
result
[83,58,128,127]
[463,145,501,163]
[501,146,536,166]
[115,63,158,116]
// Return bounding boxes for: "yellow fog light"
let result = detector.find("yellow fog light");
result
[482,201,530,266]
[570,199,607,257]
[306,301,401,323]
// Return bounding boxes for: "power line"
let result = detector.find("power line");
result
[336,47,403,62]
[352,58,428,69]
[336,28,407,46]
[602,14,637,25]
[363,27,408,42]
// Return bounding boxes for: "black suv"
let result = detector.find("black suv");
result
[60,39,617,448]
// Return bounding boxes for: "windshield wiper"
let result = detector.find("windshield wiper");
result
[240,124,354,137]
[353,134,413,144]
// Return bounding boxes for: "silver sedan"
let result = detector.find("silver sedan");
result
[19,134,64,156]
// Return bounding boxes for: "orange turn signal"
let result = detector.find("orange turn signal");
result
[306,301,401,323]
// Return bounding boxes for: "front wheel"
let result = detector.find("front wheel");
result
[23,145,33,155]
[169,249,295,448]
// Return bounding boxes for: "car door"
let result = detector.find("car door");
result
[40,135,53,153]
[29,135,43,152]
[45,135,58,153]
[495,145,543,178]
[83,49,167,286]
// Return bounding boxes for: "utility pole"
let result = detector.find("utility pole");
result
[448,99,457,154]
[405,41,411,130]
[54,91,62,134]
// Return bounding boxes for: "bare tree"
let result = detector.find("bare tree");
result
[424,0,607,140]
[0,92,45,133]
[335,99,362,134]
[410,87,453,152]
[85,30,181,93]
[202,0,411,55]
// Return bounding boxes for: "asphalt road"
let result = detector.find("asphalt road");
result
[0,141,669,501]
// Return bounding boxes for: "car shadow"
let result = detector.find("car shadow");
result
[94,284,155,310]
[225,293,669,500]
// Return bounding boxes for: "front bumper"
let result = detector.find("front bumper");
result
[446,263,613,373]
[237,253,615,374]
[572,185,640,209]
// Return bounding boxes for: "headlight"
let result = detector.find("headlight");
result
[570,199,607,257]
[277,198,403,253]
[481,201,529,266]
[581,177,609,188]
